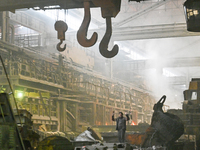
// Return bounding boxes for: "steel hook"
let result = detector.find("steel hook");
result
[99,17,119,58]
[56,40,66,52]
[77,1,98,47]
[158,95,166,104]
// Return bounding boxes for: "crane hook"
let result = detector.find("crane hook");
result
[54,20,68,52]
[56,40,66,52]
[77,1,98,47]
[99,17,119,58]
[158,95,166,104]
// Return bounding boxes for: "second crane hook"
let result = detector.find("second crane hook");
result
[99,17,119,58]
[77,1,98,47]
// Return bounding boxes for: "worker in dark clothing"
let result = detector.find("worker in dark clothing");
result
[112,111,130,143]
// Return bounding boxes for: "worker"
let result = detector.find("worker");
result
[112,111,130,143]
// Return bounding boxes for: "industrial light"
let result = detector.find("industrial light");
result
[15,90,24,99]
[183,0,200,32]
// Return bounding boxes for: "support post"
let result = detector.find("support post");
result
[92,103,96,125]
[59,100,66,132]
[73,102,79,132]
[57,100,60,131]
[103,106,105,125]
[1,11,9,42]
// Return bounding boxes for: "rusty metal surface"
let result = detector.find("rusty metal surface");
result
[126,133,146,146]
[77,1,98,47]
[99,17,119,58]
[54,21,68,41]
[54,20,68,52]
[141,95,184,148]
[98,0,121,58]
[94,0,121,18]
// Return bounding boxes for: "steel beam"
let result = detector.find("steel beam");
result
[114,0,169,27]
[112,23,200,41]
[126,57,200,70]
[0,0,85,11]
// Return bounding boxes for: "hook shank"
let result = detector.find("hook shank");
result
[77,1,98,47]
[99,17,119,58]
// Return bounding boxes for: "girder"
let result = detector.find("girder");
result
[127,57,200,70]
[112,23,200,41]
[114,0,170,27]
[0,0,94,11]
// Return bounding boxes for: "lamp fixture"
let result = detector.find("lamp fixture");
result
[184,0,200,32]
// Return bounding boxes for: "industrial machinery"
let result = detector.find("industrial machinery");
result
[167,78,200,150]
[183,0,200,32]
[0,93,40,150]
[14,109,40,149]
[126,95,184,149]
[0,93,25,150]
